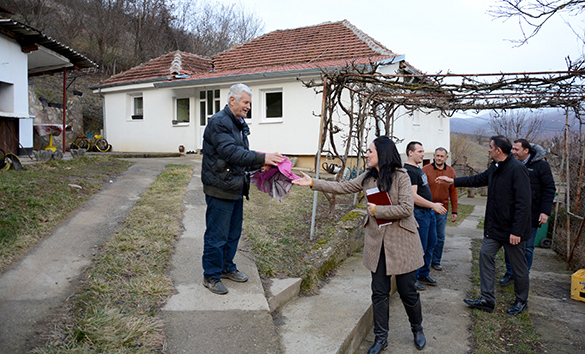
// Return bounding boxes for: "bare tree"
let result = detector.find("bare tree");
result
[490,0,585,45]
[488,109,545,141]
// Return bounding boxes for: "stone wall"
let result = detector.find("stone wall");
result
[28,82,84,151]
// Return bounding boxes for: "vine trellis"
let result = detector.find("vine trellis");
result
[302,59,585,264]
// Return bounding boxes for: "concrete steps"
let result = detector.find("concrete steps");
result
[266,255,373,354]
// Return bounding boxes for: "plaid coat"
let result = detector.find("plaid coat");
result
[312,168,424,275]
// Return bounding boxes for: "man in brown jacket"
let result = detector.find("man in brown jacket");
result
[423,147,458,272]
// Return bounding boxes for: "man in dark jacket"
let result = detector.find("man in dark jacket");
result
[436,135,531,315]
[201,83,284,295]
[499,139,556,286]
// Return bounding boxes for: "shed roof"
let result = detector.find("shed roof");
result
[0,17,97,74]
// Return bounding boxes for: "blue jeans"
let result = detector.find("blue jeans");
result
[414,208,437,279]
[432,213,448,266]
[505,228,537,276]
[202,195,244,280]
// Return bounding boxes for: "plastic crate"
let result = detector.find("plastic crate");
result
[571,269,585,302]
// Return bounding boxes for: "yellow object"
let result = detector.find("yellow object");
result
[44,135,57,152]
[571,269,585,302]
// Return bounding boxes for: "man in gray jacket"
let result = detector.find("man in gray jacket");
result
[201,83,283,295]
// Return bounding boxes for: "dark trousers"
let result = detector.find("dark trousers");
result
[371,247,422,341]
[202,195,244,280]
[480,237,530,303]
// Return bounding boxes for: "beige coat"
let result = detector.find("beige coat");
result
[312,168,424,275]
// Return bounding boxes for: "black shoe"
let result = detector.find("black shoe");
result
[463,297,495,313]
[507,299,528,315]
[221,270,249,282]
[415,280,426,291]
[417,276,438,286]
[203,277,228,295]
[431,263,443,271]
[499,273,514,286]
[412,326,426,350]
[367,339,388,354]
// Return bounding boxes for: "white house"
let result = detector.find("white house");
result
[92,20,449,166]
[0,15,96,155]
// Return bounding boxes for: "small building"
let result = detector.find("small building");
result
[0,15,96,155]
[92,20,449,165]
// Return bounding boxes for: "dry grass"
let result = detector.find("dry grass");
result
[0,156,132,272]
[33,164,193,354]
[469,239,542,353]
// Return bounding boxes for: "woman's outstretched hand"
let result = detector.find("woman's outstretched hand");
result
[292,171,313,187]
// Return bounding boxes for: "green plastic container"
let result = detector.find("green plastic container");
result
[535,220,550,247]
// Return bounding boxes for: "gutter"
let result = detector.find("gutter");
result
[90,76,171,90]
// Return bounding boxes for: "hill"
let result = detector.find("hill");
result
[450,109,578,137]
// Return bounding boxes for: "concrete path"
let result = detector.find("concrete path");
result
[3,157,584,354]
[161,163,281,353]
[357,196,486,353]
[0,157,186,354]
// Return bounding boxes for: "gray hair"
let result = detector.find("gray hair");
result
[434,147,448,155]
[227,83,252,104]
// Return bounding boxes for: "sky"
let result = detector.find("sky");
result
[220,0,583,75]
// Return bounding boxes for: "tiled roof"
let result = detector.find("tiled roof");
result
[212,20,397,72]
[96,51,212,86]
[94,20,402,88]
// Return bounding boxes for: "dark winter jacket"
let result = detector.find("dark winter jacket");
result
[525,143,556,228]
[454,154,532,242]
[201,105,264,200]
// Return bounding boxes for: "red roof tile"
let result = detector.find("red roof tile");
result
[95,20,401,88]
[212,20,397,72]
[97,51,212,86]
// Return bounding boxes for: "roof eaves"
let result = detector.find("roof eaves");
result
[0,18,97,69]
[90,76,171,90]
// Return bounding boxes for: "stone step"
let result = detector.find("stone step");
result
[273,255,373,354]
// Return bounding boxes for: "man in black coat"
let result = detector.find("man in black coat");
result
[201,83,284,295]
[436,135,531,315]
[499,139,556,286]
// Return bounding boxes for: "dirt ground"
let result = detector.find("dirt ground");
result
[358,196,585,353]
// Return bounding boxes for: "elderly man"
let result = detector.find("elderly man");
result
[436,135,531,315]
[423,147,458,272]
[499,139,556,286]
[201,83,284,295]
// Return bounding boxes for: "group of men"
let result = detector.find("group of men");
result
[199,83,556,318]
[406,136,555,315]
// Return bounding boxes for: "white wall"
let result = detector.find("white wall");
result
[98,63,450,157]
[0,36,32,148]
[102,85,198,153]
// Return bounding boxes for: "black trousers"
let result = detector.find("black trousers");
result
[371,246,422,341]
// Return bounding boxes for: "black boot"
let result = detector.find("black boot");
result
[369,292,389,354]
[367,338,388,354]
[403,297,426,350]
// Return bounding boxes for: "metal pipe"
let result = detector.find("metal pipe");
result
[62,68,67,152]
[310,80,329,240]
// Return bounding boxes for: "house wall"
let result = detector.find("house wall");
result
[0,36,32,153]
[98,66,450,163]
[101,85,198,153]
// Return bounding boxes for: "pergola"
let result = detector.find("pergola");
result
[303,61,585,265]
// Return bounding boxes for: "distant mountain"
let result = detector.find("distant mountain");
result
[450,109,578,137]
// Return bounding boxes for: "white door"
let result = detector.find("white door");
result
[198,88,221,149]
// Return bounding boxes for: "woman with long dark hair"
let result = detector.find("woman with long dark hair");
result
[293,136,426,352]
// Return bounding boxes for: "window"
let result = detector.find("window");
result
[0,82,14,113]
[175,98,190,124]
[132,96,143,120]
[199,89,220,126]
[265,91,282,119]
